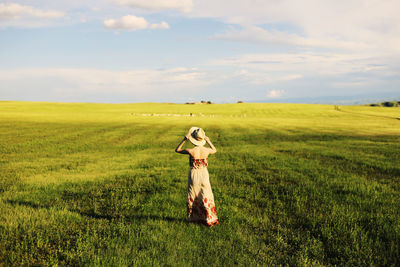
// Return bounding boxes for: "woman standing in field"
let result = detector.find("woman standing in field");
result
[175,127,219,227]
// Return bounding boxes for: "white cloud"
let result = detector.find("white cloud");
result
[114,0,193,13]
[331,81,370,88]
[234,69,302,85]
[0,3,64,21]
[0,67,210,102]
[266,89,284,98]
[208,50,400,97]
[104,15,169,30]
[213,25,370,50]
[211,52,394,77]
[194,0,400,55]
[281,74,302,81]
[104,15,147,30]
[149,21,169,29]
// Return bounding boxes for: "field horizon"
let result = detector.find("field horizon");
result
[1,101,399,266]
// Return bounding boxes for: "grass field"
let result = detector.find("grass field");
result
[1,101,399,266]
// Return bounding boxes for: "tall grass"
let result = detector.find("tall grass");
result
[1,101,399,265]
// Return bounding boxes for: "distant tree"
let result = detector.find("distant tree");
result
[382,101,394,107]
[237,101,243,103]
[207,101,212,104]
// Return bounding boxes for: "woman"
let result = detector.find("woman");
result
[175,127,219,227]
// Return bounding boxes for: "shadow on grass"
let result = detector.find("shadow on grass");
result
[5,198,187,224]
[76,209,187,223]
[6,199,51,209]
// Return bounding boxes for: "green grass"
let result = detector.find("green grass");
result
[1,101,400,266]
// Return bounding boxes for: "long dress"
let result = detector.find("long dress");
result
[186,157,219,226]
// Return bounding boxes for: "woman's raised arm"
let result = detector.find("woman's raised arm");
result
[204,136,217,154]
[175,134,191,154]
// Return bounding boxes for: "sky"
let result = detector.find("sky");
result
[0,0,399,103]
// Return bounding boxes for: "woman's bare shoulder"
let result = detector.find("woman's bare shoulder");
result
[206,147,216,155]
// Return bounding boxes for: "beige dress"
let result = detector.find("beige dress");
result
[186,157,219,226]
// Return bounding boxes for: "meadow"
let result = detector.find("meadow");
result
[0,101,399,266]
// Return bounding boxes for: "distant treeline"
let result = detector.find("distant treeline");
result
[185,100,213,104]
[368,101,400,107]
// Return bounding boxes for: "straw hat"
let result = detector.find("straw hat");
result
[187,127,206,146]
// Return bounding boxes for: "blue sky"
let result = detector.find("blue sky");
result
[1,0,399,103]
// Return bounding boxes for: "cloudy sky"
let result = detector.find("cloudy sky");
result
[1,0,399,103]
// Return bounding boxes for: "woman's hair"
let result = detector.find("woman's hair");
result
[192,128,205,141]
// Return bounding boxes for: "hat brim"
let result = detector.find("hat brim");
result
[188,127,206,146]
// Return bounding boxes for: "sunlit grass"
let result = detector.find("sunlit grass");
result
[1,101,399,265]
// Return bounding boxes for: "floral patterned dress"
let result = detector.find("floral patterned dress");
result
[186,157,219,226]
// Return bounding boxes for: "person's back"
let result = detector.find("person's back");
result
[189,146,211,159]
